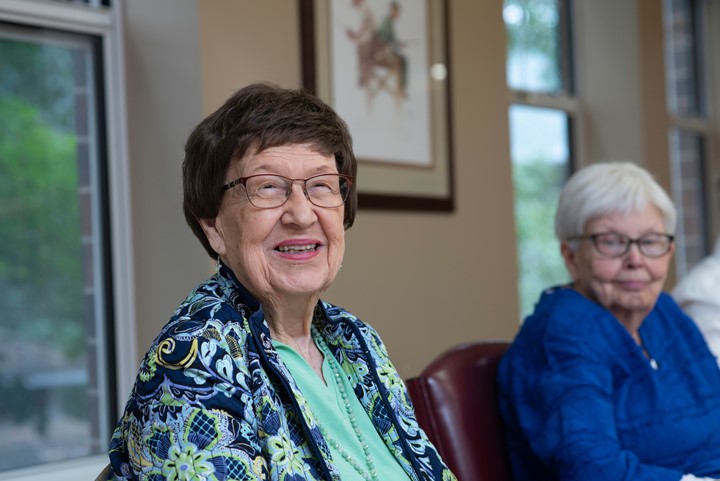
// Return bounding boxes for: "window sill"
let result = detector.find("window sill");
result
[0,455,107,481]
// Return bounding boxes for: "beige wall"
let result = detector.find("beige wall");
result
[124,0,688,381]
[123,0,209,355]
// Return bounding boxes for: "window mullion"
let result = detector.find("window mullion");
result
[668,114,713,133]
[509,89,579,113]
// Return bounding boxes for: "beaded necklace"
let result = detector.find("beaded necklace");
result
[311,325,379,481]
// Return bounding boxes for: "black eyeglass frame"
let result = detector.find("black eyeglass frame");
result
[567,232,675,258]
[222,173,354,209]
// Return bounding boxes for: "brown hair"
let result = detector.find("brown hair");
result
[182,82,358,258]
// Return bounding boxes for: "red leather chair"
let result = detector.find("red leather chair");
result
[406,341,512,481]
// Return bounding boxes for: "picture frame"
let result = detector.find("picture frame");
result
[299,0,454,211]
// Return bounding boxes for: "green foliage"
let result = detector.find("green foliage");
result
[0,97,84,358]
[512,159,569,318]
[0,29,92,446]
[0,38,76,132]
[505,0,560,53]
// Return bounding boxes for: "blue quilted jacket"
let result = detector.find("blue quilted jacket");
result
[107,264,455,481]
[498,286,720,480]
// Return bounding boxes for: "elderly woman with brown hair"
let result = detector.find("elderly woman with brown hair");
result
[105,82,455,481]
[498,162,720,481]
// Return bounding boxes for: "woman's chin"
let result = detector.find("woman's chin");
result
[273,276,333,299]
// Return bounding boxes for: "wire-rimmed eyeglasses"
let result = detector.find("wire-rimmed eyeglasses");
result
[567,232,675,258]
[222,173,354,209]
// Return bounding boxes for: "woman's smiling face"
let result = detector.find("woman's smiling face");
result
[562,203,674,329]
[200,143,346,305]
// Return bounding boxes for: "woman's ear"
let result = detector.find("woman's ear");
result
[561,241,580,281]
[199,217,227,257]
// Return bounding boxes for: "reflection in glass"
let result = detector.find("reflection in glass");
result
[504,0,567,93]
[663,0,705,117]
[509,105,571,318]
[0,29,108,471]
[669,129,707,276]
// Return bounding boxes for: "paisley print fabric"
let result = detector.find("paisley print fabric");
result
[106,265,455,481]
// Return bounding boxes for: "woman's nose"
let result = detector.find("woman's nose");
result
[623,242,645,266]
[282,183,317,225]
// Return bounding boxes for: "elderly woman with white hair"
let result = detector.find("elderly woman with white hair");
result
[498,162,720,481]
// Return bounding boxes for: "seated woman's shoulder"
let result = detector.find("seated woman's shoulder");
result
[132,289,254,386]
[506,286,619,368]
[524,286,608,332]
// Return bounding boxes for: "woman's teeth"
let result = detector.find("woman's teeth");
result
[277,244,317,253]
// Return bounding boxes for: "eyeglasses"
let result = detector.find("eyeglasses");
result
[222,173,354,209]
[567,232,675,258]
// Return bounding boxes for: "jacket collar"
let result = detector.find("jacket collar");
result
[216,261,261,314]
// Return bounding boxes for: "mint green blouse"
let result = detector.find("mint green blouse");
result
[274,340,412,481]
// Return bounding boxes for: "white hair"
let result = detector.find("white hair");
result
[554,162,677,243]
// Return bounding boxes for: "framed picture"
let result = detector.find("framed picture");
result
[299,0,454,211]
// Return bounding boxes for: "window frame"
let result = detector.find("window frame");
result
[664,0,720,275]
[703,0,720,249]
[0,0,135,479]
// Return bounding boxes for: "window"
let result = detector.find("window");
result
[0,21,112,473]
[504,0,575,318]
[663,0,717,276]
[0,1,132,479]
[508,106,572,317]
